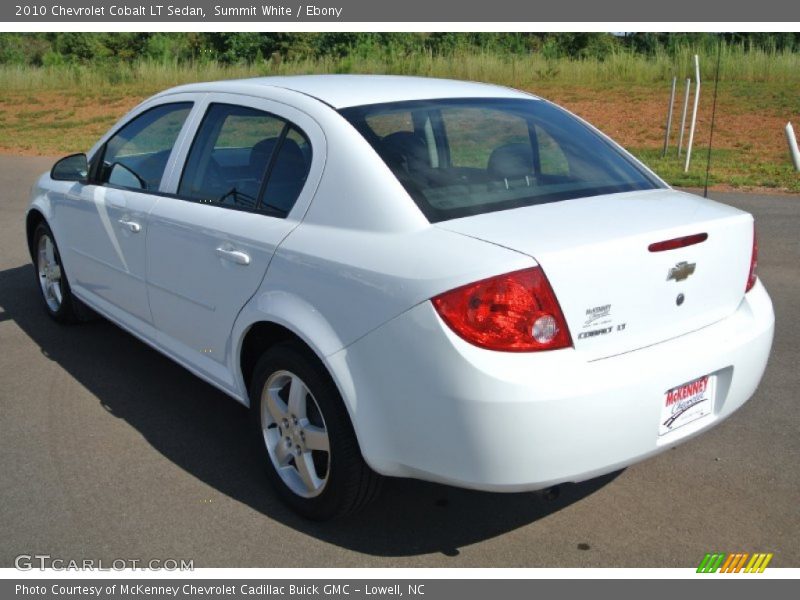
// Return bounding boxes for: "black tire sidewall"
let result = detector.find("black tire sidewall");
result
[249,341,362,520]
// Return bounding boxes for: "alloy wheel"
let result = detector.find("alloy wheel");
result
[261,370,331,498]
[37,234,63,313]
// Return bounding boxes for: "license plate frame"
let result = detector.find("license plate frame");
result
[659,374,715,436]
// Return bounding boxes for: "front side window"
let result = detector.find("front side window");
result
[179,103,311,215]
[341,98,663,222]
[96,102,192,192]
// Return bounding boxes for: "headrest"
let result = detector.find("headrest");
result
[381,132,429,168]
[249,137,280,170]
[488,143,534,179]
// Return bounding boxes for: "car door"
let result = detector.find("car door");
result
[57,98,197,331]
[146,93,324,392]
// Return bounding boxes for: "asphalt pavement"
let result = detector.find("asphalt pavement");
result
[1,155,798,567]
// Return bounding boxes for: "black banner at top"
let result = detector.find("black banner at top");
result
[3,0,800,22]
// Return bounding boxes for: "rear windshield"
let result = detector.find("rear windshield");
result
[340,98,663,223]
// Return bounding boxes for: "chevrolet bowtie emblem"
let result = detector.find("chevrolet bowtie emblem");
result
[667,261,696,282]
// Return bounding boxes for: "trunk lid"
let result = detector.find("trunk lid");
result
[436,189,754,359]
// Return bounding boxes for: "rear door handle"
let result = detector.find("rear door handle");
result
[118,219,141,233]
[216,246,251,266]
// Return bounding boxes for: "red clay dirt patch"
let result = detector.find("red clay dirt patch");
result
[0,91,147,156]
[533,85,794,164]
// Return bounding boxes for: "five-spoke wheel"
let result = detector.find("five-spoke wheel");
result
[261,370,331,498]
[32,222,79,322]
[251,341,381,519]
[37,232,64,313]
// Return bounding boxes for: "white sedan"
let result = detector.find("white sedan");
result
[25,75,774,519]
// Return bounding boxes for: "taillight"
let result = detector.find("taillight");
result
[746,223,758,292]
[431,267,572,352]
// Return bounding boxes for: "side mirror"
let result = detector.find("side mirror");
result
[51,153,89,183]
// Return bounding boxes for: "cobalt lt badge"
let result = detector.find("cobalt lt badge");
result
[667,261,696,282]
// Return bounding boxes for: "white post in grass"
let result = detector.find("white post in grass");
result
[677,78,691,157]
[662,76,677,157]
[684,55,701,172]
[786,122,800,172]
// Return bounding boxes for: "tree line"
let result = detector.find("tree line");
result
[1,33,798,66]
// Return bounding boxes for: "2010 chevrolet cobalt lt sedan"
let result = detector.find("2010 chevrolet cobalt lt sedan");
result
[25,75,774,519]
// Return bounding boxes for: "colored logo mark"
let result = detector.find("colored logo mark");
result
[697,552,773,573]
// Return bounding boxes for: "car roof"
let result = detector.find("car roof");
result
[159,74,537,109]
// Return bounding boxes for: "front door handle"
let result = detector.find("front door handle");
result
[118,219,141,233]
[216,246,251,266]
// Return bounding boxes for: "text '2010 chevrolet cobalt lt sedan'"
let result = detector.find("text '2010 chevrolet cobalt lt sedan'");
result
[26,75,774,519]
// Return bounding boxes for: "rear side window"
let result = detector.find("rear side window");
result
[96,102,192,192]
[261,126,312,214]
[341,98,662,223]
[179,103,311,215]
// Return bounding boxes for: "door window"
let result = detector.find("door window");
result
[96,102,192,192]
[178,103,311,215]
[260,126,312,214]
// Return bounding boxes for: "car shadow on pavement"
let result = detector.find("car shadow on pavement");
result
[0,263,621,558]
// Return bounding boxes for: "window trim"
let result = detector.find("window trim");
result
[132,189,288,218]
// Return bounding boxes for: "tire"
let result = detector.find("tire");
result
[250,341,381,519]
[32,222,81,323]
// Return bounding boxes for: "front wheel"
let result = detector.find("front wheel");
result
[250,341,381,519]
[33,222,79,323]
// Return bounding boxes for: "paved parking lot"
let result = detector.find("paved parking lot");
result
[1,154,798,567]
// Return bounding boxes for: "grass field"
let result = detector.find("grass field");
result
[0,49,798,192]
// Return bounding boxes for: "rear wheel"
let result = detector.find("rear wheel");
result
[33,222,79,323]
[250,341,381,519]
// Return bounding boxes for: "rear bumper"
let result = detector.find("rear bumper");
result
[329,280,774,491]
